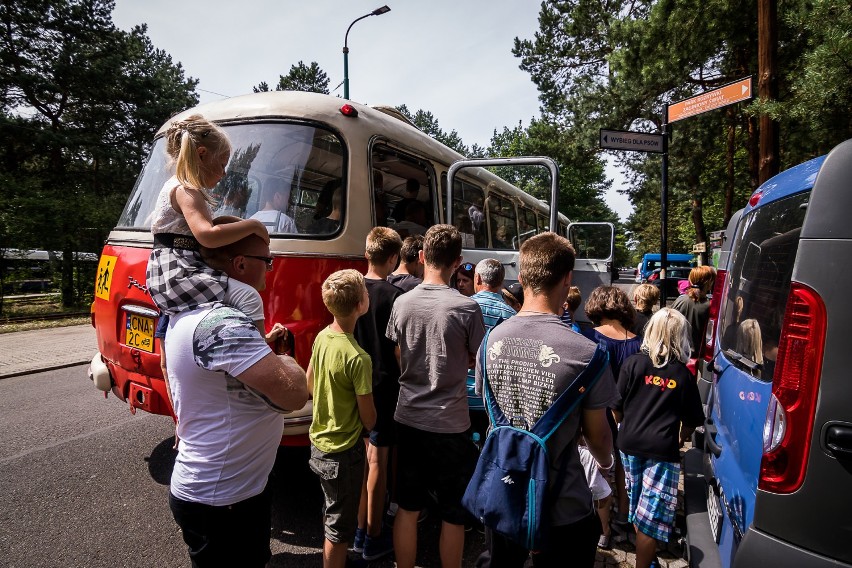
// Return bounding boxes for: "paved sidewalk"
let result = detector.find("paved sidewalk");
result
[0,324,97,378]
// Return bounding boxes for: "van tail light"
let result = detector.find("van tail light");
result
[759,283,826,494]
[648,272,658,282]
[702,269,727,362]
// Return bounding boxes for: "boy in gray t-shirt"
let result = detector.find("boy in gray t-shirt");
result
[385,224,485,568]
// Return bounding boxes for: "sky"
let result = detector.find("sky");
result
[111,0,632,220]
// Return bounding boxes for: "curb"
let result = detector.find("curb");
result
[0,359,90,380]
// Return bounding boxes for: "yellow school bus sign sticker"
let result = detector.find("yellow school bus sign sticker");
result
[95,254,117,300]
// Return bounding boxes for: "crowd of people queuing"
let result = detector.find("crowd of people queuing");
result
[148,114,709,568]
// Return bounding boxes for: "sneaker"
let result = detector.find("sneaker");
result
[597,534,612,550]
[351,527,366,554]
[362,532,394,561]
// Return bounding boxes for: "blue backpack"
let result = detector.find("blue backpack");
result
[462,330,608,551]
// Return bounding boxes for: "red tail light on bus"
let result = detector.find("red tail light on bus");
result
[702,269,727,362]
[760,282,826,494]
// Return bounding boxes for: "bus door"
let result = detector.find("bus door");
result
[567,222,615,324]
[445,157,560,284]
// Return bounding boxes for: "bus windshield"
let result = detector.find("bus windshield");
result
[117,121,346,237]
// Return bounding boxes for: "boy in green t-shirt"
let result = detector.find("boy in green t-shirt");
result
[307,269,376,568]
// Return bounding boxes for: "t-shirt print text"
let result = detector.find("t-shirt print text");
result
[488,337,561,367]
[645,374,678,391]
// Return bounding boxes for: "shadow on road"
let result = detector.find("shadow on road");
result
[145,436,177,486]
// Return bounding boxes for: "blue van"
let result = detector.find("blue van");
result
[689,138,852,567]
[638,252,694,282]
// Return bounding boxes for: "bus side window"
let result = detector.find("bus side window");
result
[372,144,435,237]
[442,175,487,248]
[486,194,518,250]
[518,205,538,246]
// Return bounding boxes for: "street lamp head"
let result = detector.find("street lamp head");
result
[371,5,391,16]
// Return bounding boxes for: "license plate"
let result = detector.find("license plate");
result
[707,484,723,544]
[126,314,155,353]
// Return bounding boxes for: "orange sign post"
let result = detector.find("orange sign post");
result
[668,77,752,123]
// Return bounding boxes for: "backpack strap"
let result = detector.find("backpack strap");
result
[531,344,609,442]
[481,328,511,427]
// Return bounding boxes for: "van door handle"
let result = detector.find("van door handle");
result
[705,418,722,457]
[826,425,852,459]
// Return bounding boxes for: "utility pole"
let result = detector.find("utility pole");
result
[758,0,779,184]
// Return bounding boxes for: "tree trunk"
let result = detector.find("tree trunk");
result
[747,116,760,191]
[725,108,736,225]
[690,175,708,265]
[758,0,780,184]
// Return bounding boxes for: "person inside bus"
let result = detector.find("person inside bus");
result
[390,200,428,238]
[390,178,420,223]
[309,179,342,234]
[373,170,389,227]
[165,228,308,568]
[250,186,298,234]
[215,183,250,218]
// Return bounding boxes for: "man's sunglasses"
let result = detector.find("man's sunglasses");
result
[243,255,274,270]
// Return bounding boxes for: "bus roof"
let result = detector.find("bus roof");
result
[160,91,569,225]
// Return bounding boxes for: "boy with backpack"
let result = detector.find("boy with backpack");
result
[471,232,617,567]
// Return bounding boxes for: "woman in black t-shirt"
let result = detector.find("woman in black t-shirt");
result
[614,308,704,568]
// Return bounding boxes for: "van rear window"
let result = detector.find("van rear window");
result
[718,192,810,381]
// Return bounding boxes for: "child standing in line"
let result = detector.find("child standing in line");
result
[561,285,583,332]
[307,269,377,568]
[631,283,659,337]
[578,435,614,549]
[353,226,403,560]
[614,308,704,568]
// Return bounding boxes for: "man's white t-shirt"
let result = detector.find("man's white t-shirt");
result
[250,209,298,234]
[225,278,264,322]
[166,305,283,506]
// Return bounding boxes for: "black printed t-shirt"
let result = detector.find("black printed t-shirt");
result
[615,352,704,462]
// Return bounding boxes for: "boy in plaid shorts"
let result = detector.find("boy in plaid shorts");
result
[614,308,704,568]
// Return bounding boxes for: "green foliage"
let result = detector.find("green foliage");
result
[395,104,471,155]
[0,0,198,306]
[514,0,852,258]
[253,61,330,94]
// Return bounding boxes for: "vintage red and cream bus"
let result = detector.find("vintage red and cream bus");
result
[88,91,614,444]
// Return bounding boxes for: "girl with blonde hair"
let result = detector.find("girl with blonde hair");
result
[613,308,703,568]
[146,114,269,315]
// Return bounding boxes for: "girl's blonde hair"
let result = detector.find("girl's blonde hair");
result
[321,269,366,318]
[633,283,659,312]
[166,114,231,200]
[686,265,715,302]
[641,307,692,367]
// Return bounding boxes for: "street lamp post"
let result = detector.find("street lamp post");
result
[343,5,391,100]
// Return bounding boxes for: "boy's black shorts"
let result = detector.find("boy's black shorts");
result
[369,378,400,447]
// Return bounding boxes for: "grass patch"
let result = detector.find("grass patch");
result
[0,316,90,334]
[0,292,91,333]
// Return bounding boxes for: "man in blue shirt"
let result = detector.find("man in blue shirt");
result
[467,258,516,441]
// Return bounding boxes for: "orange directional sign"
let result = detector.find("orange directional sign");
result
[668,77,752,123]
